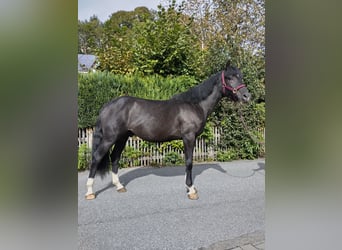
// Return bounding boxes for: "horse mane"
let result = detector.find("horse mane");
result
[171,73,220,103]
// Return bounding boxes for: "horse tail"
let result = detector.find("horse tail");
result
[91,118,111,178]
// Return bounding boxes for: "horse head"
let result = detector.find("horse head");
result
[221,61,251,102]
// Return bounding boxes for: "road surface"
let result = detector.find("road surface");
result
[78,159,265,250]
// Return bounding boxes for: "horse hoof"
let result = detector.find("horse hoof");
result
[188,192,199,200]
[117,187,127,193]
[85,193,96,200]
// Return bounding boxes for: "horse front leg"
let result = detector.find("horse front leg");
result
[183,134,199,200]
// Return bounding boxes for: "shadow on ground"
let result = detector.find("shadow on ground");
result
[256,161,265,171]
[95,164,226,197]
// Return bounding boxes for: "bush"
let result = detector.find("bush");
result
[213,100,265,159]
[216,150,238,162]
[163,152,183,166]
[78,144,91,171]
[120,146,142,168]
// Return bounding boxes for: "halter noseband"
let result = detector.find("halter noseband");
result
[221,71,246,94]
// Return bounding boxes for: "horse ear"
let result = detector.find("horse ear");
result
[226,60,231,68]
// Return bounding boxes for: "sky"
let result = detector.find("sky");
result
[78,0,168,22]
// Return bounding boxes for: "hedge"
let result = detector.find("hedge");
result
[78,72,265,160]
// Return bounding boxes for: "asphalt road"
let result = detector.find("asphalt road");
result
[78,159,265,250]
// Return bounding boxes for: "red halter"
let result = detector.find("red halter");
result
[221,71,246,94]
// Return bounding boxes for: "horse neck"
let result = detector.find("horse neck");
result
[198,81,222,119]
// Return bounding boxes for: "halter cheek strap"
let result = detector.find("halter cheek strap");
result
[221,71,246,94]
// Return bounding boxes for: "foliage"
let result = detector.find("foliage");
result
[216,149,238,162]
[163,152,184,166]
[77,0,265,161]
[96,7,152,74]
[120,146,142,167]
[159,140,184,152]
[78,15,104,54]
[182,0,265,77]
[131,0,201,76]
[199,121,214,142]
[78,144,91,171]
[213,100,265,159]
[78,0,265,79]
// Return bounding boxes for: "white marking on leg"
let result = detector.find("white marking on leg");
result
[185,173,196,194]
[112,172,124,190]
[187,185,197,195]
[86,178,94,196]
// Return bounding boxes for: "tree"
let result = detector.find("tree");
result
[78,15,103,54]
[183,0,265,77]
[96,7,152,73]
[131,0,202,76]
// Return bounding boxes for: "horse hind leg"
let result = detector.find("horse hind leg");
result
[85,140,113,200]
[85,178,96,200]
[110,135,129,193]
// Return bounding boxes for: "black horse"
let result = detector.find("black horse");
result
[85,62,251,200]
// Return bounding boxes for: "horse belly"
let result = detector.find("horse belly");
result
[131,120,181,142]
[128,106,181,142]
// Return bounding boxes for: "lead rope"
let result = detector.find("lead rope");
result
[237,105,265,147]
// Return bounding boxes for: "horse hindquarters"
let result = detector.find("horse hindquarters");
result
[88,119,113,178]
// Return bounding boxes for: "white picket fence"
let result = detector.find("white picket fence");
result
[78,127,264,166]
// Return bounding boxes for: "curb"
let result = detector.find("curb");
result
[198,230,264,250]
